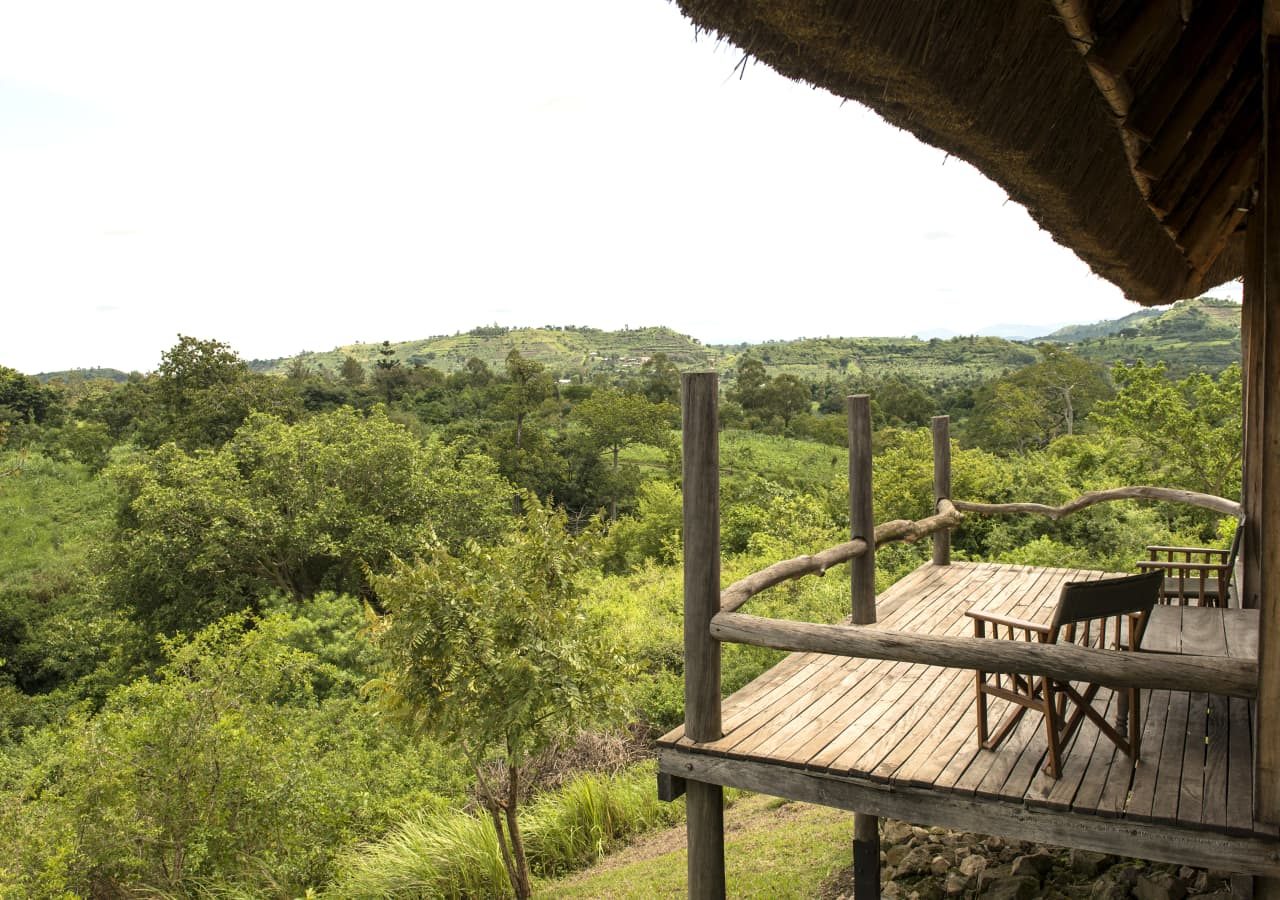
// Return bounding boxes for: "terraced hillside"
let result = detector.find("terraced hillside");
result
[252,326,715,378]
[1037,297,1239,377]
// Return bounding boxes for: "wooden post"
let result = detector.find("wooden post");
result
[848,395,876,625]
[848,394,879,898]
[682,372,725,899]
[854,811,880,900]
[932,415,952,567]
[1245,212,1265,612]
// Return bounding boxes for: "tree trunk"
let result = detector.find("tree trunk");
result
[478,769,520,895]
[506,761,533,900]
[610,445,620,522]
[1063,385,1075,435]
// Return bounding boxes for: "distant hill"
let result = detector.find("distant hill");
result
[1035,296,1239,377]
[709,335,1038,386]
[35,367,132,384]
[1037,308,1166,342]
[228,300,1243,389]
[251,325,716,378]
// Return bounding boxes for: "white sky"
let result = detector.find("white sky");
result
[0,0,1241,374]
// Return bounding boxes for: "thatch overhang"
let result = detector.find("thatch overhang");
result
[673,0,1260,307]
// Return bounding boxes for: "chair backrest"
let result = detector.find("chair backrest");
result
[1048,570,1163,648]
[1223,516,1244,588]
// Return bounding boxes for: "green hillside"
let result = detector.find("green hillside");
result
[711,334,1038,385]
[247,298,1240,390]
[252,325,715,378]
[1037,296,1239,377]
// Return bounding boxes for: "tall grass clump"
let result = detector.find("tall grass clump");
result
[331,810,511,899]
[523,762,684,877]
[330,762,685,897]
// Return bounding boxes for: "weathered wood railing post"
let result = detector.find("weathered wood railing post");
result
[848,394,880,900]
[683,372,725,899]
[849,395,876,626]
[932,415,952,567]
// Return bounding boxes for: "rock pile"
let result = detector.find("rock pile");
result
[820,821,1239,899]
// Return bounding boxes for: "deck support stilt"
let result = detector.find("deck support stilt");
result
[932,415,951,567]
[854,812,880,899]
[848,395,881,898]
[1256,29,1280,900]
[681,372,725,899]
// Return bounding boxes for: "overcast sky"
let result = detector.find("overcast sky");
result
[0,0,1240,374]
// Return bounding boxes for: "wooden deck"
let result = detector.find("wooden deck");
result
[658,562,1279,874]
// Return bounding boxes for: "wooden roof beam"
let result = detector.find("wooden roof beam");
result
[1137,12,1259,183]
[1266,0,1280,37]
[1166,100,1261,234]
[1179,134,1260,269]
[1125,0,1239,141]
[1148,75,1259,214]
[1086,0,1180,80]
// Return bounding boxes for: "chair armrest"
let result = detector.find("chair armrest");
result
[965,609,1051,635]
[1145,545,1229,560]
[1136,560,1231,575]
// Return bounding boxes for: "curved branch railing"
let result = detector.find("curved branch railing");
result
[709,485,1252,696]
[718,499,963,613]
[953,485,1241,520]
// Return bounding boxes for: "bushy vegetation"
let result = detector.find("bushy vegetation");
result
[0,320,1245,896]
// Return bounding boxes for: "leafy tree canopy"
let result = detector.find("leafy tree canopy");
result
[107,406,512,635]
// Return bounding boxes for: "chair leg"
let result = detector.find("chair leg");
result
[1043,683,1063,778]
[975,671,988,746]
[1128,688,1142,758]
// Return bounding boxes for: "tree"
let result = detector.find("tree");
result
[728,356,768,410]
[1090,361,1242,501]
[107,407,512,635]
[0,365,59,425]
[140,336,300,450]
[502,350,551,452]
[761,373,811,429]
[570,389,675,520]
[372,341,409,403]
[970,346,1111,451]
[339,355,366,387]
[637,352,680,404]
[368,498,624,899]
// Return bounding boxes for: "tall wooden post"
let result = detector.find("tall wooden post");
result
[1245,213,1264,612]
[849,395,876,625]
[932,415,952,567]
[682,372,725,900]
[848,394,880,899]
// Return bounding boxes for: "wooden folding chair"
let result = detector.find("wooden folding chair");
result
[966,569,1162,778]
[1136,518,1243,607]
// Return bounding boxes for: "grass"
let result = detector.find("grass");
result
[541,794,851,898]
[329,762,685,899]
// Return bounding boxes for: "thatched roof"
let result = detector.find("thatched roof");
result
[673,0,1258,307]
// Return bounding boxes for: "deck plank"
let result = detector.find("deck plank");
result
[1148,690,1191,824]
[1141,606,1182,655]
[1223,609,1259,661]
[1177,692,1208,827]
[1226,696,1253,835]
[1202,694,1230,830]
[1125,689,1172,821]
[1180,609,1227,658]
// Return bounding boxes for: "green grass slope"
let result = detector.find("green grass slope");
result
[542,795,850,899]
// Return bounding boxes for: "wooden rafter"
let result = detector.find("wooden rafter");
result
[1147,77,1259,214]
[1137,13,1259,185]
[1125,1,1239,141]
